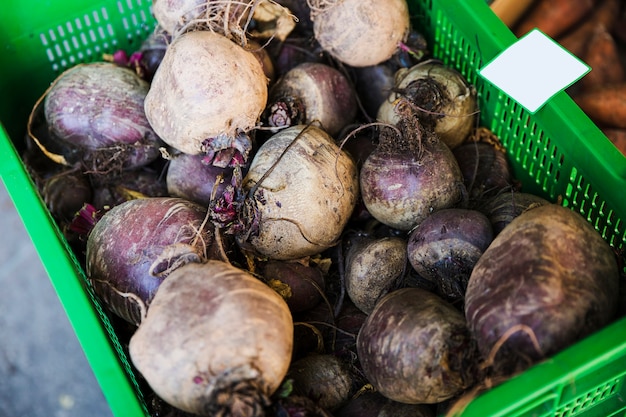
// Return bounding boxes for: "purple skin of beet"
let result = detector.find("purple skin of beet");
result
[261,260,326,313]
[265,62,357,137]
[452,141,513,202]
[44,62,162,171]
[166,152,239,208]
[85,197,220,326]
[407,208,494,305]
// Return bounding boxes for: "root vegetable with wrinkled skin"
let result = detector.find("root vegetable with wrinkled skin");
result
[308,0,410,67]
[144,30,268,167]
[129,260,294,416]
[465,204,620,376]
[86,197,221,325]
[357,287,478,404]
[235,124,359,260]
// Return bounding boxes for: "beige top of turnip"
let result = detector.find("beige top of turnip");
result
[309,0,410,67]
[144,30,268,155]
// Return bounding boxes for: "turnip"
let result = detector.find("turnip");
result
[407,208,493,305]
[144,30,268,166]
[263,62,358,137]
[307,0,410,67]
[235,124,359,260]
[377,61,478,149]
[465,204,620,376]
[356,287,478,404]
[39,62,162,173]
[344,236,408,314]
[359,99,465,231]
[152,0,253,37]
[86,197,223,325]
[129,260,294,416]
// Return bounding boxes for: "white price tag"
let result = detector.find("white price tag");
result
[479,29,590,113]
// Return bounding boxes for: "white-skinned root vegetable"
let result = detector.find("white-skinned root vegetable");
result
[360,99,465,231]
[37,62,162,172]
[86,197,222,325]
[345,236,408,314]
[307,0,410,67]
[263,62,358,137]
[465,204,620,376]
[377,61,478,149]
[129,260,294,416]
[357,288,478,404]
[152,0,205,35]
[407,208,493,305]
[152,0,253,38]
[235,124,359,260]
[144,30,268,166]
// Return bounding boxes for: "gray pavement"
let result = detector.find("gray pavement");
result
[0,181,113,417]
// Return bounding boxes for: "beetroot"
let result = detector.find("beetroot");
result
[260,259,326,313]
[264,62,358,137]
[42,62,162,173]
[465,204,620,376]
[86,197,223,325]
[359,99,465,231]
[407,208,493,305]
[357,288,477,404]
[129,260,294,416]
[166,152,239,208]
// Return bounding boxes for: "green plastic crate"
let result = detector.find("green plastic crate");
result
[0,0,625,416]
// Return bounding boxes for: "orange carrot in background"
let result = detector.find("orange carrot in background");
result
[573,83,626,129]
[490,0,537,29]
[557,0,620,57]
[513,0,598,39]
[579,24,626,91]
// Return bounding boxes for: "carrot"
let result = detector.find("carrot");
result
[513,0,598,39]
[579,24,625,91]
[573,83,626,129]
[490,0,537,29]
[602,128,626,156]
[557,0,620,57]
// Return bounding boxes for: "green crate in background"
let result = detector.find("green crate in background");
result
[0,0,625,416]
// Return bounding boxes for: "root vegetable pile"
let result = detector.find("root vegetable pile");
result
[22,1,625,416]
